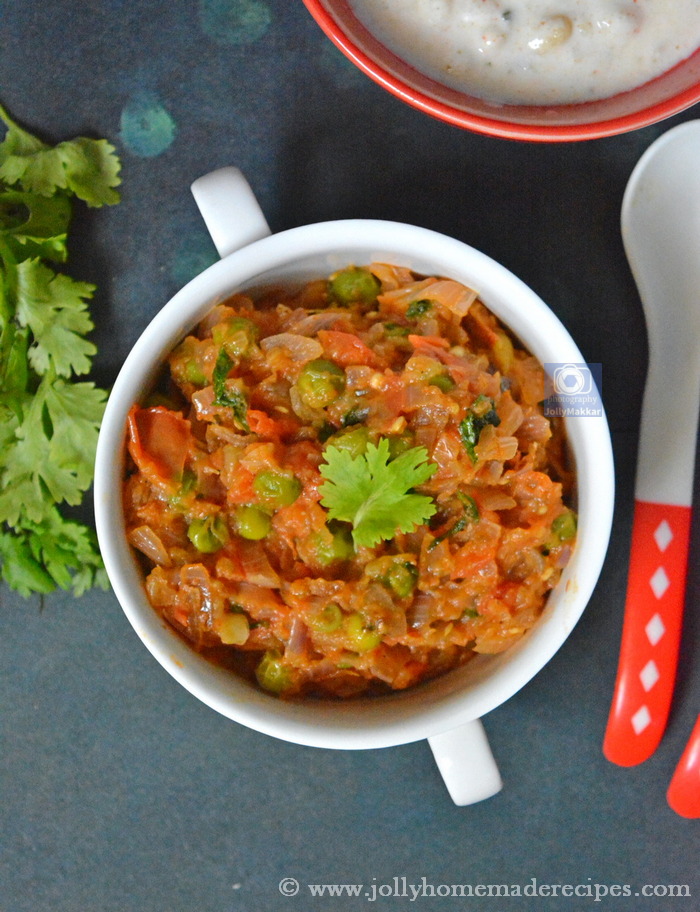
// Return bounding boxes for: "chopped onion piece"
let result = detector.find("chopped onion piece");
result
[127,525,171,567]
[260,333,323,361]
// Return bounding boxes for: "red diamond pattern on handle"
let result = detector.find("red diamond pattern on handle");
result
[604,500,692,767]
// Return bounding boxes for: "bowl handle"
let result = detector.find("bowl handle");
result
[428,720,503,806]
[191,166,271,257]
[191,166,503,809]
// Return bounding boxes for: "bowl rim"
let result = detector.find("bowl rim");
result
[95,218,615,749]
[302,0,700,141]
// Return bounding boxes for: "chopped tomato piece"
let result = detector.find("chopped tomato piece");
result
[127,406,192,483]
[317,329,380,367]
[408,333,450,352]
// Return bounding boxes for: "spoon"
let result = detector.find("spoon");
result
[603,121,700,771]
[667,714,700,818]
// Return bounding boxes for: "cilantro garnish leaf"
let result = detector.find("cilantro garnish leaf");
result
[0,105,120,597]
[0,106,121,207]
[458,413,479,463]
[319,438,437,548]
[456,491,480,522]
[213,348,250,431]
[406,298,432,319]
[428,517,468,551]
[459,397,501,464]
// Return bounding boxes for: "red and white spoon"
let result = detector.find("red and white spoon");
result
[603,122,700,777]
[667,714,700,818]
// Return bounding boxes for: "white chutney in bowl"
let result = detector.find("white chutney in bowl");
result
[350,0,700,105]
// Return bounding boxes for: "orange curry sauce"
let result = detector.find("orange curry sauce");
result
[123,264,576,698]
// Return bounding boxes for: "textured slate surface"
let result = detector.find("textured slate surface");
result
[0,2,698,909]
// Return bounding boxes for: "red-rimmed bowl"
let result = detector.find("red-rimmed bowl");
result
[302,0,700,142]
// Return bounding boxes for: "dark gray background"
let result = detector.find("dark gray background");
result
[0,2,698,910]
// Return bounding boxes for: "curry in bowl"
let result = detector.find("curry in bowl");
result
[123,264,576,698]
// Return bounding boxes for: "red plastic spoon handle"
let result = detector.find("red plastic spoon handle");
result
[667,715,700,819]
[603,500,692,767]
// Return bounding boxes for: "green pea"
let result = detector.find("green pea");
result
[255,651,292,694]
[296,358,346,409]
[385,561,418,599]
[328,523,354,561]
[234,505,272,540]
[328,267,380,305]
[552,509,577,542]
[383,322,410,338]
[312,523,354,566]
[387,433,414,460]
[311,603,344,634]
[325,425,371,458]
[344,612,382,653]
[253,470,302,509]
[171,337,208,386]
[183,360,207,385]
[218,611,250,645]
[429,371,456,392]
[212,317,259,357]
[187,514,229,553]
[170,468,197,507]
[144,392,181,410]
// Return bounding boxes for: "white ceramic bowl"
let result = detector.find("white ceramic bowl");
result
[94,168,615,804]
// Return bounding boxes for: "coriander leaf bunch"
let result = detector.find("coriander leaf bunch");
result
[0,106,121,598]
